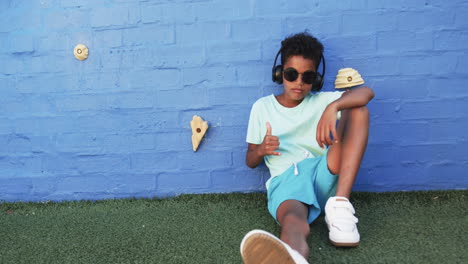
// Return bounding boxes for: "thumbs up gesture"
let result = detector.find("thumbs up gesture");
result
[258,122,281,156]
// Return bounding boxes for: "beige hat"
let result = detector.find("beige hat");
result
[334,68,364,89]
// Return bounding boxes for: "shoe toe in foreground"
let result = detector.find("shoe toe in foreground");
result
[240,230,308,264]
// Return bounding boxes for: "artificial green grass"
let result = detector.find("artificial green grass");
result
[1,190,467,264]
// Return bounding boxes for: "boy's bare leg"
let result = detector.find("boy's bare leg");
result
[327,106,370,198]
[276,200,310,258]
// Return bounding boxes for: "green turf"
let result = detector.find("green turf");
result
[1,190,467,264]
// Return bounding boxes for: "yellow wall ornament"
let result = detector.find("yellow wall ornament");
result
[190,115,208,151]
[74,44,89,61]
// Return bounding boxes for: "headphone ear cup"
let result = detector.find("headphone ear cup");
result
[272,65,283,84]
[313,73,323,91]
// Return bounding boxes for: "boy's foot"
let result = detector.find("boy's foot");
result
[240,229,309,264]
[325,196,360,247]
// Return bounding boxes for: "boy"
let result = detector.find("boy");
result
[240,32,374,264]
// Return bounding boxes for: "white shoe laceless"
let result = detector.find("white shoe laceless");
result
[325,196,360,247]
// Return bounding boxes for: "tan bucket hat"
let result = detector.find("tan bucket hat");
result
[334,68,364,89]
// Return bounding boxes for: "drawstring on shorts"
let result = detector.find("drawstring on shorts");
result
[292,150,312,176]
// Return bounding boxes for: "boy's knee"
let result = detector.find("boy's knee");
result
[348,106,369,121]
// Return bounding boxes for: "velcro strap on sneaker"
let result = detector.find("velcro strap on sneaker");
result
[334,202,356,215]
[331,208,358,224]
[331,220,357,232]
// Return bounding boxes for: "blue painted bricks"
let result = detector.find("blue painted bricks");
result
[1,0,467,201]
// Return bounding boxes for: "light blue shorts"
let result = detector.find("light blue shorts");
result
[267,149,338,224]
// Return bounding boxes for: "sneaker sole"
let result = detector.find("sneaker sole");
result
[325,217,360,248]
[241,233,296,264]
[329,239,360,247]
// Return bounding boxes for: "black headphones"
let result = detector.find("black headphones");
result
[271,48,326,91]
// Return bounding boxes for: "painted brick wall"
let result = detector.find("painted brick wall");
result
[1,0,467,201]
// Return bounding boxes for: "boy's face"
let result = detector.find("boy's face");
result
[282,55,316,103]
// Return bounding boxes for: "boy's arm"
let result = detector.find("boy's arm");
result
[246,122,281,168]
[246,143,265,168]
[317,86,375,148]
[330,86,375,111]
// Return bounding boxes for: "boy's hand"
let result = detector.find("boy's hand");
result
[258,122,281,156]
[317,105,339,148]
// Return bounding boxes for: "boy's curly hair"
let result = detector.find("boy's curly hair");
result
[280,32,323,69]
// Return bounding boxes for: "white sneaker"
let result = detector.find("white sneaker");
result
[240,229,309,264]
[324,196,360,247]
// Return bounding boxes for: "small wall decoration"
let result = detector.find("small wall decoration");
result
[74,44,89,61]
[190,115,208,151]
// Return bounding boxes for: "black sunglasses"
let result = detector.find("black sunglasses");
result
[283,67,317,85]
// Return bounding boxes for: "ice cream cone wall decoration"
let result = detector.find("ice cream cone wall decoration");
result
[190,115,208,151]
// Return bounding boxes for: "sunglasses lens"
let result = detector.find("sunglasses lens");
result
[283,68,298,82]
[302,71,317,84]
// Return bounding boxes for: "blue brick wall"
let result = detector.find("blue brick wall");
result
[1,0,467,201]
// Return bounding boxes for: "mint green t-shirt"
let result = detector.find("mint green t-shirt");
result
[246,92,343,188]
